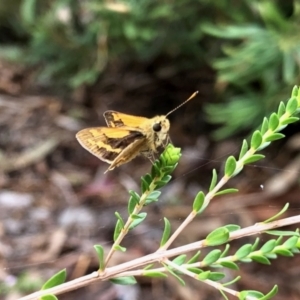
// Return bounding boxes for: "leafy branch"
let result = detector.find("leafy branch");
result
[20,86,300,300]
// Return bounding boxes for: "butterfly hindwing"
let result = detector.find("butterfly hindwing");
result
[76,127,145,163]
[107,138,147,171]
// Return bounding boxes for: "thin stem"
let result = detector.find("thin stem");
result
[166,259,239,297]
[104,180,158,266]
[159,211,196,251]
[160,176,230,250]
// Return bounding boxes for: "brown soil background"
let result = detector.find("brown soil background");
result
[1,60,300,300]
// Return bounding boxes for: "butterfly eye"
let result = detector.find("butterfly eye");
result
[153,122,162,132]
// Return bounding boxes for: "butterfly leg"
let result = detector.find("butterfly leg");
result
[141,150,156,164]
[162,135,172,148]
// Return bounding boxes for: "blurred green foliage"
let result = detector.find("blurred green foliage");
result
[0,0,299,138]
[203,0,300,138]
[0,0,210,87]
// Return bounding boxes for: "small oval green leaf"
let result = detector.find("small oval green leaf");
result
[215,188,238,196]
[243,154,265,165]
[143,271,168,278]
[277,102,286,117]
[113,219,123,242]
[252,238,260,251]
[145,190,161,204]
[256,141,271,151]
[197,270,210,280]
[203,249,221,265]
[265,230,299,236]
[208,272,225,281]
[154,180,168,189]
[161,165,177,174]
[220,244,230,258]
[144,173,152,185]
[129,212,147,229]
[209,169,218,191]
[240,258,252,263]
[275,248,293,257]
[239,290,264,300]
[224,156,237,177]
[220,261,239,270]
[251,255,271,265]
[224,224,241,232]
[193,191,205,213]
[129,191,140,203]
[291,86,298,97]
[250,130,263,150]
[286,97,298,114]
[40,295,58,300]
[187,251,201,264]
[264,133,285,142]
[160,217,171,247]
[155,175,172,188]
[268,113,279,131]
[172,255,187,266]
[115,212,125,227]
[205,227,230,246]
[235,244,252,259]
[94,245,105,270]
[127,199,136,215]
[281,116,299,125]
[265,253,277,259]
[260,240,276,253]
[260,285,278,300]
[164,264,185,286]
[110,276,137,285]
[113,245,126,252]
[41,269,66,290]
[151,163,160,178]
[141,177,149,193]
[239,139,248,159]
[187,267,203,274]
[161,175,172,183]
[261,118,269,134]
[283,236,299,248]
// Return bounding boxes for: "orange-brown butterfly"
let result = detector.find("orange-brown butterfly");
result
[76,91,198,173]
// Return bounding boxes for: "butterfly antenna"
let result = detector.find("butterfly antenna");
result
[165,91,199,117]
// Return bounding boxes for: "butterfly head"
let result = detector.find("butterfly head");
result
[149,116,170,147]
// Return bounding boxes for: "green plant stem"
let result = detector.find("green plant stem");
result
[160,176,230,251]
[104,177,161,267]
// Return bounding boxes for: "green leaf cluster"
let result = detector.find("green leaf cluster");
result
[218,87,300,182]
[203,1,299,139]
[146,229,300,295]
[112,144,181,251]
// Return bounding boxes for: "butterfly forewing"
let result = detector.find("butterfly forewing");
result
[104,111,149,128]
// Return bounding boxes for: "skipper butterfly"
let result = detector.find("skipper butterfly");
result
[76,91,198,173]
